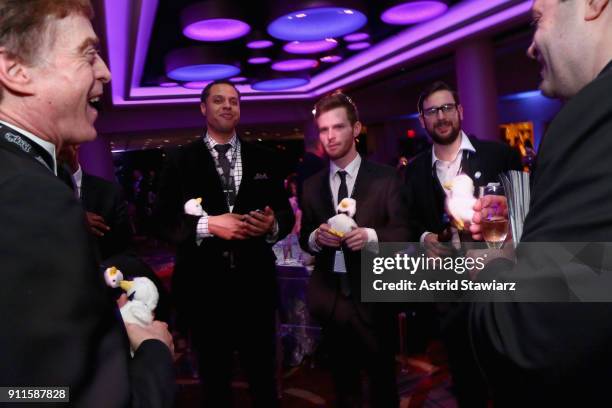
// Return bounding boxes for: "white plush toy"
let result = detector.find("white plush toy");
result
[327,198,358,237]
[444,174,477,230]
[184,197,204,216]
[104,266,159,327]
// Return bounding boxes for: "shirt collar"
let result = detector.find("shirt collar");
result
[205,132,238,149]
[431,130,476,167]
[0,120,57,174]
[330,153,361,179]
[73,165,83,189]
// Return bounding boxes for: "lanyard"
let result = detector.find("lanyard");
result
[0,124,54,172]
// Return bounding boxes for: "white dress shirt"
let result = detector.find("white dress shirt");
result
[421,131,476,243]
[308,154,378,252]
[0,120,57,175]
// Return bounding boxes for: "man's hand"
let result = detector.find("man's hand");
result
[125,321,175,357]
[208,213,248,240]
[342,227,368,251]
[469,195,509,241]
[85,211,110,237]
[315,223,342,248]
[423,232,453,258]
[244,206,275,237]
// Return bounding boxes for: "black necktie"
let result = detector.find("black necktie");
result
[337,170,348,204]
[214,144,236,206]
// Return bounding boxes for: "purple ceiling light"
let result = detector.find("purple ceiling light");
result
[320,55,342,63]
[343,32,369,42]
[248,56,271,64]
[181,2,251,41]
[272,58,319,71]
[160,81,179,87]
[381,1,448,25]
[268,7,367,41]
[230,76,248,83]
[165,47,241,81]
[347,41,371,50]
[247,40,274,49]
[252,78,309,91]
[182,81,211,89]
[283,38,338,54]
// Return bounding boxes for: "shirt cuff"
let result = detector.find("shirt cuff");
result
[308,229,322,253]
[196,215,213,245]
[420,231,432,244]
[265,219,280,243]
[365,228,379,253]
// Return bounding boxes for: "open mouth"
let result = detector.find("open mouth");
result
[88,96,102,112]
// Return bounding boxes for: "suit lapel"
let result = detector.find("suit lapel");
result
[319,169,335,219]
[351,160,370,226]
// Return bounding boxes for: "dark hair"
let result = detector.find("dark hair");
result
[200,80,241,103]
[0,0,93,65]
[417,81,460,114]
[313,91,359,125]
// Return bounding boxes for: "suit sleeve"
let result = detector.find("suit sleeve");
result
[299,179,319,254]
[265,154,294,243]
[403,164,427,241]
[129,339,176,408]
[152,149,200,244]
[374,173,413,242]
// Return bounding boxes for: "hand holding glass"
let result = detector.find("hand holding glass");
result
[479,185,509,249]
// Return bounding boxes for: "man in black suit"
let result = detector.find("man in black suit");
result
[299,92,409,407]
[154,80,294,407]
[59,143,132,260]
[467,0,612,406]
[403,81,521,408]
[0,1,174,407]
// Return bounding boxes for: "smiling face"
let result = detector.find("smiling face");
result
[27,13,110,144]
[527,0,583,99]
[200,83,240,139]
[419,90,463,146]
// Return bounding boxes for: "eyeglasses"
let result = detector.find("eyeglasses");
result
[421,103,458,117]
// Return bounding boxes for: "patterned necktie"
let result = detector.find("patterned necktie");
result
[213,144,236,206]
[337,170,348,204]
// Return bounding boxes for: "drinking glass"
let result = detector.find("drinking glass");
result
[479,184,509,249]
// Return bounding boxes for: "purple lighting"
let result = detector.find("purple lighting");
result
[248,57,271,64]
[160,82,179,87]
[182,81,211,89]
[167,64,240,81]
[381,1,448,25]
[252,78,309,91]
[268,7,367,41]
[247,40,274,49]
[343,32,369,42]
[347,42,371,50]
[183,18,251,41]
[320,55,342,63]
[230,76,247,83]
[272,59,318,71]
[284,39,338,54]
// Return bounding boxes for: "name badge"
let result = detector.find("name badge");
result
[334,250,347,274]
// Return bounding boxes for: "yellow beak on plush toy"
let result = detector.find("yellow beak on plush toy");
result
[196,197,202,204]
[119,280,134,292]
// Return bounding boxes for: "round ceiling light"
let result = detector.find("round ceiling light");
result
[167,64,241,81]
[183,18,251,41]
[165,47,241,81]
[268,7,367,41]
[252,78,309,91]
[230,76,248,83]
[182,81,211,89]
[248,57,272,64]
[381,1,448,25]
[320,55,342,63]
[283,39,338,54]
[271,58,319,71]
[347,41,371,51]
[343,32,369,42]
[247,40,274,49]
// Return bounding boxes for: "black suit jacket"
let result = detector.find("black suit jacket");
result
[154,138,294,325]
[299,159,410,325]
[468,61,612,406]
[81,172,131,260]
[404,135,522,238]
[0,129,174,407]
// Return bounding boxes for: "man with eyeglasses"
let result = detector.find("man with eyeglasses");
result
[403,81,521,408]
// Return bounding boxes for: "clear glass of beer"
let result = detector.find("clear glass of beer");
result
[479,184,509,249]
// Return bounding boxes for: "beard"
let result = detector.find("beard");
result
[428,119,461,146]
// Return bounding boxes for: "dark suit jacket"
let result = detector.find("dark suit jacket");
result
[468,61,612,406]
[153,138,294,326]
[404,135,522,238]
[299,159,410,325]
[0,129,174,407]
[81,172,132,261]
